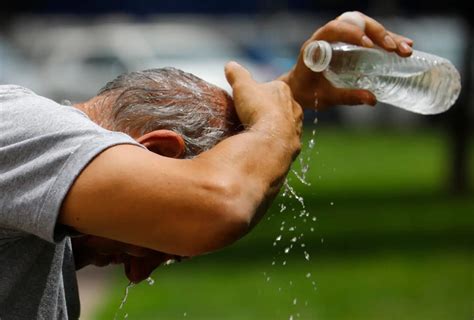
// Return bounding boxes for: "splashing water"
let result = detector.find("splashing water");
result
[283,180,305,209]
[146,277,155,286]
[114,282,135,320]
[265,115,321,320]
[304,251,310,261]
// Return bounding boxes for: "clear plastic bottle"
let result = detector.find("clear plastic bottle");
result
[303,40,461,114]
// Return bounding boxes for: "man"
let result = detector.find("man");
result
[0,12,412,319]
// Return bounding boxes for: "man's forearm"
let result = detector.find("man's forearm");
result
[195,117,299,230]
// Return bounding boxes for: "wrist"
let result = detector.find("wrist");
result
[249,118,300,161]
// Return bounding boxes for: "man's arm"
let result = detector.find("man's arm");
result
[60,62,302,257]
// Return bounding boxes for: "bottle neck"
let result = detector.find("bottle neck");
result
[303,40,333,72]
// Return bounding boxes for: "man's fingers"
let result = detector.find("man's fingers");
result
[224,61,255,88]
[336,11,414,56]
[316,19,367,46]
[125,254,171,283]
[337,11,366,31]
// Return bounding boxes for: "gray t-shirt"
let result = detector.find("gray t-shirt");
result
[0,85,141,319]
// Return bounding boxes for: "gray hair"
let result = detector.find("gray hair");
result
[98,67,238,158]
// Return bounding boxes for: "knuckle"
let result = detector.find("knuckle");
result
[325,20,342,31]
[273,80,289,90]
[274,80,292,96]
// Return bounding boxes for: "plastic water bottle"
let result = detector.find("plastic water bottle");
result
[303,40,461,114]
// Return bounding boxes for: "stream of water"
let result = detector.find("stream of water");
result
[114,115,321,319]
[268,116,320,320]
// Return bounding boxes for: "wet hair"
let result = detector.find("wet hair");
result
[98,67,238,158]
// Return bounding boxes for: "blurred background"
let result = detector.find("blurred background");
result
[1,1,472,319]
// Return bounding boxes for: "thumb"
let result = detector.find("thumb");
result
[225,61,255,88]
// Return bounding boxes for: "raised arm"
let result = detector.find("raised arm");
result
[59,62,302,257]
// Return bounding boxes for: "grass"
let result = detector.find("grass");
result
[94,126,473,320]
[98,250,472,320]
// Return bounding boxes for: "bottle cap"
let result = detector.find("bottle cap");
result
[303,40,332,72]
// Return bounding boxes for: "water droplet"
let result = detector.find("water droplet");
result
[292,169,311,186]
[306,272,311,278]
[312,216,317,221]
[300,243,306,248]
[310,227,314,232]
[293,298,298,305]
[184,312,187,317]
[271,261,276,266]
[313,117,318,125]
[289,315,293,320]
[284,247,291,254]
[280,204,287,212]
[146,277,155,286]
[276,235,282,241]
[289,227,296,232]
[282,261,287,266]
[273,242,277,247]
[266,276,271,282]
[308,139,315,149]
[321,238,324,243]
[290,237,297,243]
[330,202,334,206]
[284,181,305,208]
[304,251,310,261]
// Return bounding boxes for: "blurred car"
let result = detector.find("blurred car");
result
[10,20,269,102]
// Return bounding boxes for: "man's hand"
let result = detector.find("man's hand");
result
[220,62,302,228]
[280,11,414,109]
[225,61,302,152]
[71,235,177,283]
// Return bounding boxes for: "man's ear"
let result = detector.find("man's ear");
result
[136,130,185,159]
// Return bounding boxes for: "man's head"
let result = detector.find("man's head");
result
[79,67,240,158]
[72,68,241,282]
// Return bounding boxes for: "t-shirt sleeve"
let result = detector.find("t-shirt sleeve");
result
[0,85,145,243]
